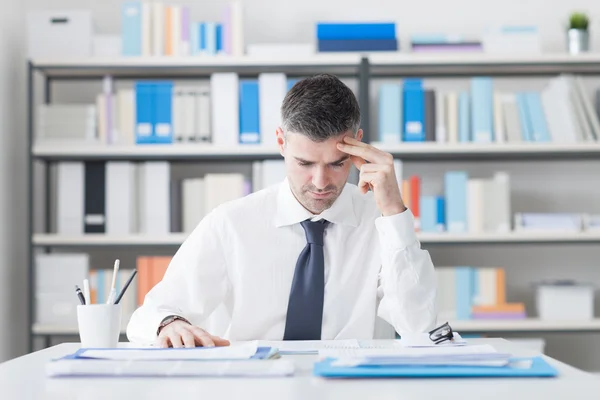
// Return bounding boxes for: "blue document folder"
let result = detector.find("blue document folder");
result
[313,356,558,378]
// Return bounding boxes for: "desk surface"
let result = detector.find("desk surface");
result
[1,339,599,400]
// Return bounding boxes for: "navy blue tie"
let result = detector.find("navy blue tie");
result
[283,219,329,340]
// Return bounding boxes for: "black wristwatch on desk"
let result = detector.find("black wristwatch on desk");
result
[157,315,191,335]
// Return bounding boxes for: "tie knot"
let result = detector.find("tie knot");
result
[300,219,329,246]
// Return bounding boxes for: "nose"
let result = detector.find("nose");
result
[312,166,330,190]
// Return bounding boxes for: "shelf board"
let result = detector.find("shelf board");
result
[418,231,600,244]
[368,52,600,76]
[32,231,600,247]
[33,323,126,336]
[451,318,600,333]
[30,54,364,78]
[33,142,600,161]
[375,142,600,160]
[33,142,283,161]
[32,318,600,335]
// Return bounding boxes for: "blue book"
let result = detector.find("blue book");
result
[200,22,207,54]
[516,92,533,141]
[239,80,260,144]
[134,82,154,144]
[216,23,223,53]
[419,196,437,232]
[526,92,550,142]
[378,84,402,143]
[121,2,142,56]
[435,196,445,232]
[316,23,396,40]
[318,39,398,52]
[191,22,200,55]
[287,79,298,91]
[455,267,474,320]
[444,171,468,233]
[153,82,173,144]
[403,79,425,142]
[205,22,217,55]
[470,77,494,142]
[458,92,470,142]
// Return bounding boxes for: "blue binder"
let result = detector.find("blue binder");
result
[313,356,558,378]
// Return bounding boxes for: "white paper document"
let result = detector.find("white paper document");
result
[46,359,295,378]
[399,332,467,347]
[78,342,258,361]
[255,339,360,354]
[320,344,512,367]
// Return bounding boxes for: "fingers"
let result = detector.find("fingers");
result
[190,326,215,347]
[181,330,196,348]
[169,333,183,348]
[210,335,231,347]
[337,138,392,165]
[350,155,366,170]
[157,336,170,348]
[358,171,384,194]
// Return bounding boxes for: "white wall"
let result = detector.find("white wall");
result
[0,1,27,362]
[17,0,600,369]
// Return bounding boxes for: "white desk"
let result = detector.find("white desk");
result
[1,339,599,400]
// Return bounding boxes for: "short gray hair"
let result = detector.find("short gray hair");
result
[281,73,361,142]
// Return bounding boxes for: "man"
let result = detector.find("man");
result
[126,73,437,348]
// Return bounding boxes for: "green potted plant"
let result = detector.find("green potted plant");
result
[567,12,590,54]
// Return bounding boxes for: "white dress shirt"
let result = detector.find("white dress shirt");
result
[126,178,438,345]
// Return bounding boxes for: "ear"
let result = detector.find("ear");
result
[355,129,364,142]
[276,127,285,156]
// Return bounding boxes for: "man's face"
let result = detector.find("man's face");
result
[276,128,363,214]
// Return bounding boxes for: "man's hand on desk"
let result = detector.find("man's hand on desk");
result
[157,320,230,348]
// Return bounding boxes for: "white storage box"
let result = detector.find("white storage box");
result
[27,10,93,58]
[535,281,595,320]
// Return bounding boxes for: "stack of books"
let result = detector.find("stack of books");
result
[121,0,244,57]
[377,74,600,144]
[436,266,526,321]
[401,171,511,234]
[316,22,398,52]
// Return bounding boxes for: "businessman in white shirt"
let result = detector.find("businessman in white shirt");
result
[127,73,437,348]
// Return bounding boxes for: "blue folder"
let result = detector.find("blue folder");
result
[313,356,558,378]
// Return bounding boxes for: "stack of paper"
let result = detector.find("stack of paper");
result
[314,343,559,378]
[47,342,293,378]
[319,344,510,367]
[255,339,361,355]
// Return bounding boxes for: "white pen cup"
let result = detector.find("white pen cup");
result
[77,304,122,348]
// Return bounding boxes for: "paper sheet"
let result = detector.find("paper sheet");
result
[255,339,360,354]
[399,332,467,347]
[47,359,295,378]
[319,344,499,359]
[78,342,258,361]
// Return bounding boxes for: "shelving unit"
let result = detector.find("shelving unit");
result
[27,53,600,353]
[33,141,600,161]
[32,230,600,247]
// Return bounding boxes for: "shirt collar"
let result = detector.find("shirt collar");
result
[274,177,359,228]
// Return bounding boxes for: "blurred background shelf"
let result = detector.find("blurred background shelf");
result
[451,318,600,333]
[32,318,600,336]
[30,54,365,78]
[32,231,600,247]
[368,53,600,76]
[33,142,600,161]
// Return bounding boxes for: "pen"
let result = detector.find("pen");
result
[75,285,86,305]
[106,259,120,304]
[114,269,137,305]
[83,279,91,305]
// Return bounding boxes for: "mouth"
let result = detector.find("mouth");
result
[309,191,333,199]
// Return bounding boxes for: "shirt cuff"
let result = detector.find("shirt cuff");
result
[374,208,419,250]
